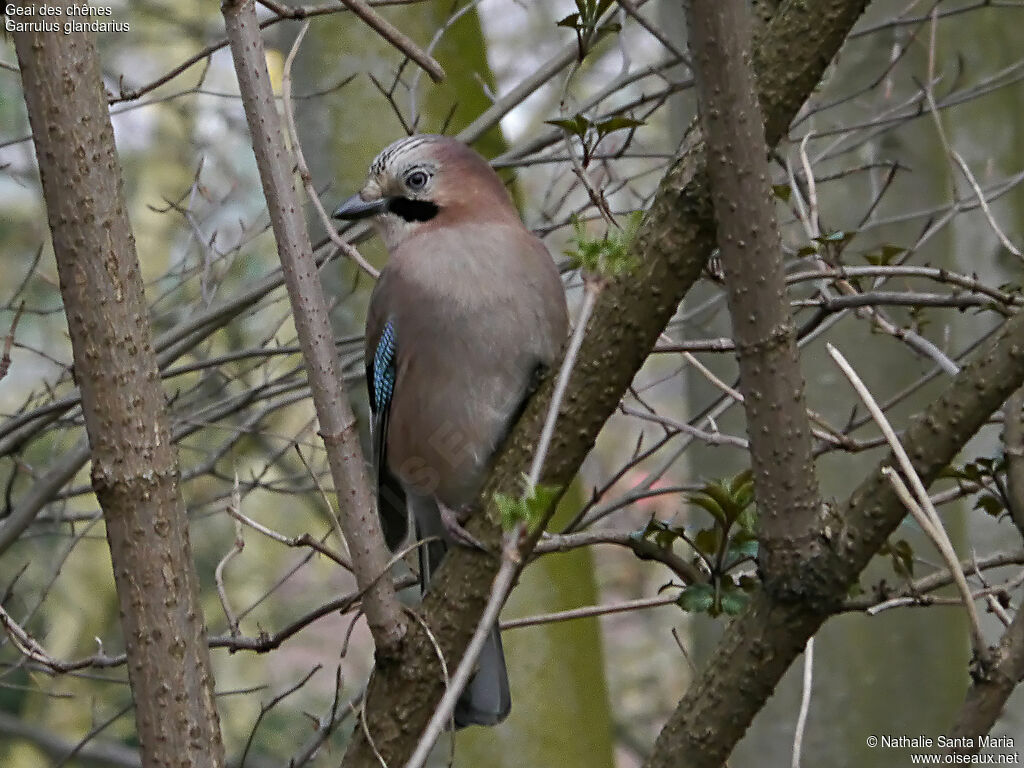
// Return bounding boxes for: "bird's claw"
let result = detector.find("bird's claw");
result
[439,504,487,551]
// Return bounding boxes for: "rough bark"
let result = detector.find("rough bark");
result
[12,12,226,768]
[340,1,873,765]
[687,0,822,593]
[947,605,1024,754]
[942,387,1024,751]
[1004,388,1024,538]
[220,0,406,649]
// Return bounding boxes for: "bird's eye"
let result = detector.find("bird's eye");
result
[405,170,429,191]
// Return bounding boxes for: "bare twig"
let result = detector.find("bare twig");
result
[529,279,599,488]
[215,476,247,637]
[336,0,444,82]
[828,343,990,665]
[0,301,25,382]
[791,638,814,768]
[923,8,1021,261]
[239,665,322,768]
[225,496,352,570]
[281,20,379,279]
[502,593,679,630]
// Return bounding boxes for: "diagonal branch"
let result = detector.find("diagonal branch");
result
[335,0,445,83]
[644,303,1024,768]
[220,0,405,650]
[946,605,1024,755]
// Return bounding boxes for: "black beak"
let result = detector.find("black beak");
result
[332,194,389,220]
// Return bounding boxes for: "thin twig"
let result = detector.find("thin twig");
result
[502,593,679,630]
[791,637,814,768]
[0,302,25,383]
[827,343,990,664]
[923,8,1021,260]
[225,500,352,570]
[281,21,379,279]
[615,0,690,65]
[240,665,322,768]
[337,0,445,82]
[215,475,246,637]
[882,467,988,653]
[528,279,600,488]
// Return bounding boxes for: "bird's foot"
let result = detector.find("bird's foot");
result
[439,503,487,551]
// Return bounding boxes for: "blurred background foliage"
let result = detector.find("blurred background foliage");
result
[1,1,1023,766]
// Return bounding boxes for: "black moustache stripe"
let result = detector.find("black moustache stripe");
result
[389,197,439,222]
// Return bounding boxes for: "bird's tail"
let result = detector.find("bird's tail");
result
[412,496,512,728]
[454,623,511,728]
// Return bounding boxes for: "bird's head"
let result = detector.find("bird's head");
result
[332,134,517,249]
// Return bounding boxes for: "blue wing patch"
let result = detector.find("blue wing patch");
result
[372,320,397,413]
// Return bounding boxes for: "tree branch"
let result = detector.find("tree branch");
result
[1003,387,1024,538]
[947,604,1024,754]
[644,303,1024,768]
[687,0,822,593]
[220,0,405,651]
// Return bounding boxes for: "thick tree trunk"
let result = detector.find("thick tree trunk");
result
[687,0,822,593]
[13,11,226,768]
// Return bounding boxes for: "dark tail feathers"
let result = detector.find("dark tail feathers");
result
[413,499,512,728]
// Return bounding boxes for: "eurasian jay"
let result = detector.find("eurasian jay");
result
[333,134,568,727]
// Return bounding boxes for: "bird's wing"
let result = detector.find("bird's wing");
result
[366,312,409,551]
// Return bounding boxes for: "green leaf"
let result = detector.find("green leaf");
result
[545,114,591,138]
[494,480,561,532]
[564,211,642,278]
[595,115,645,138]
[735,506,758,534]
[817,230,854,246]
[556,12,581,29]
[688,492,727,526]
[702,481,742,526]
[887,538,915,578]
[726,531,759,563]
[677,583,715,614]
[591,23,622,42]
[494,492,524,531]
[937,464,972,481]
[738,574,760,593]
[728,468,754,495]
[637,518,685,550]
[694,526,722,557]
[719,583,750,615]
[863,244,906,266]
[772,184,792,202]
[974,494,1005,517]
